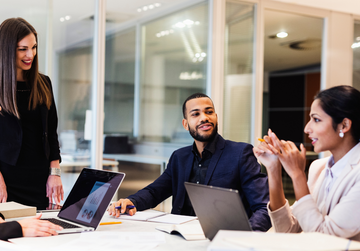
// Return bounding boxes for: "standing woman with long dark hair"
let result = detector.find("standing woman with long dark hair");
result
[0,17,63,209]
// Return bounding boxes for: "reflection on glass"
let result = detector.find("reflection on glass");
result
[263,10,322,150]
[263,10,323,202]
[353,21,360,90]
[223,2,255,143]
[139,3,208,143]
[55,0,94,159]
[0,0,48,72]
[104,28,136,137]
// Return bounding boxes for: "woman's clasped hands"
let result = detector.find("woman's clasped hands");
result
[253,129,307,180]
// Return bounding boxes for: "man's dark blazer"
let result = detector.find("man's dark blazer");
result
[0,75,61,166]
[128,134,271,231]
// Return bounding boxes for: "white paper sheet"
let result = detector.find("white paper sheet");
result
[50,231,165,251]
[148,214,197,224]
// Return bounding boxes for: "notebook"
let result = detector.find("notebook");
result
[42,168,125,234]
[184,182,252,240]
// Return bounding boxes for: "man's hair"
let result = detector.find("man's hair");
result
[182,93,213,119]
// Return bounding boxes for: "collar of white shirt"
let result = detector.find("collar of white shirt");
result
[324,142,360,189]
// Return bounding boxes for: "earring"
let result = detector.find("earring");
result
[339,129,344,138]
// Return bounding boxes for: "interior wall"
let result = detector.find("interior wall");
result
[324,11,354,88]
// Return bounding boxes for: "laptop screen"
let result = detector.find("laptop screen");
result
[58,168,125,229]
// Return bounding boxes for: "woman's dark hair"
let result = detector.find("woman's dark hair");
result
[0,17,51,118]
[315,85,360,141]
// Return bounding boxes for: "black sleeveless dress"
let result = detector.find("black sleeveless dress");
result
[0,81,49,209]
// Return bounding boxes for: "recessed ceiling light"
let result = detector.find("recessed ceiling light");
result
[183,19,194,26]
[137,3,162,13]
[352,42,360,49]
[60,17,65,22]
[276,32,288,38]
[65,16,71,20]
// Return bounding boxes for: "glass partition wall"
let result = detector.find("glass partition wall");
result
[54,0,95,160]
[223,1,255,143]
[104,28,136,137]
[262,9,324,203]
[353,21,360,90]
[138,3,209,144]
[2,0,358,205]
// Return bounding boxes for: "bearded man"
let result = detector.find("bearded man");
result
[109,93,271,231]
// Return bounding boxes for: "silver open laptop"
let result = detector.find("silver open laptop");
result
[42,168,125,234]
[184,182,252,240]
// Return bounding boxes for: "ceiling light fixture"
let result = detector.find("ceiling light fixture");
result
[352,42,360,49]
[60,16,71,22]
[156,29,174,38]
[172,19,199,29]
[137,3,162,13]
[276,32,288,38]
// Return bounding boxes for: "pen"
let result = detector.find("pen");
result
[115,205,135,210]
[100,221,122,226]
[258,138,266,143]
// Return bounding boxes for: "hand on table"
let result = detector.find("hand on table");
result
[18,214,63,237]
[108,198,137,218]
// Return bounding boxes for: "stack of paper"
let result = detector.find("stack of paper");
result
[0,202,36,219]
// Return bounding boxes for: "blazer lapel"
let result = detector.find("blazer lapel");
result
[324,164,353,213]
[184,151,195,182]
[324,144,360,213]
[312,169,326,203]
[204,136,225,185]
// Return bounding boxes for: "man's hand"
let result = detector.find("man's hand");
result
[108,199,136,218]
[18,214,63,237]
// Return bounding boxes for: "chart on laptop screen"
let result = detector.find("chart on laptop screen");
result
[76,182,110,223]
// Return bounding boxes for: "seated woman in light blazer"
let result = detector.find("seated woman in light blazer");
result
[253,85,360,240]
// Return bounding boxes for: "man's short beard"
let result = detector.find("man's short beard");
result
[188,123,218,142]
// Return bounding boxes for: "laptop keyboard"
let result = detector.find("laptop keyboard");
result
[42,218,81,229]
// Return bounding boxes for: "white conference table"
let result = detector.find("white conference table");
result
[8,212,210,251]
[103,154,168,174]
